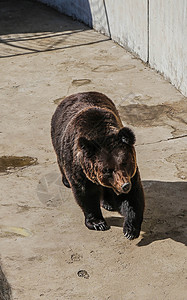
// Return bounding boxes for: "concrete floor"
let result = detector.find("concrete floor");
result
[0,1,186,299]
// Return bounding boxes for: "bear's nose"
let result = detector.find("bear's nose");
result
[122,182,131,193]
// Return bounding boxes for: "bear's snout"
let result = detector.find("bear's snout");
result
[121,182,131,193]
[111,172,132,194]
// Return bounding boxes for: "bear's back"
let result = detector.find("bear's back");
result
[51,92,119,139]
[54,92,118,122]
[51,92,123,152]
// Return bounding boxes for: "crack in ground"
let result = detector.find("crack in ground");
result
[136,134,187,146]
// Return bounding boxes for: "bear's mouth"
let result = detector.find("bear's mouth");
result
[112,187,127,195]
[112,184,131,195]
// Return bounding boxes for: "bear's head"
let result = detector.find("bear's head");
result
[78,127,137,194]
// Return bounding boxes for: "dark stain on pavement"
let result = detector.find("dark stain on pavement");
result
[72,79,91,86]
[77,270,89,279]
[118,100,187,129]
[0,156,38,173]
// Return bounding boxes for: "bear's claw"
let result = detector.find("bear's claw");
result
[102,202,115,211]
[85,219,110,231]
[94,222,108,231]
[123,226,140,240]
[124,232,134,240]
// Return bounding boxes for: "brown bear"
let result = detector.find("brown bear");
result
[51,92,145,240]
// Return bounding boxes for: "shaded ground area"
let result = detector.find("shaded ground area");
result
[0,0,108,58]
[0,1,186,299]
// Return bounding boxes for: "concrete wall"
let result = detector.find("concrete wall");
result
[91,0,148,62]
[38,0,187,96]
[149,0,187,96]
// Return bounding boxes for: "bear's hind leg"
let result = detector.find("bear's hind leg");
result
[62,174,71,188]
[57,158,71,188]
[72,181,110,231]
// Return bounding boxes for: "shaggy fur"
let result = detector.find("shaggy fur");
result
[51,92,145,239]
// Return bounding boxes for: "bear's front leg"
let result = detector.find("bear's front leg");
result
[101,187,117,211]
[119,179,144,240]
[71,180,110,231]
[121,200,143,240]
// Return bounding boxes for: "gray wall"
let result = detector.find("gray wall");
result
[39,0,187,96]
[149,0,187,97]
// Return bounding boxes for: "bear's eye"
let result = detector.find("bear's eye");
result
[103,168,113,176]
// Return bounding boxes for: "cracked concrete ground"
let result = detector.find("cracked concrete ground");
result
[0,0,187,299]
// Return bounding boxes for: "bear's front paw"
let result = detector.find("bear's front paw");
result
[85,218,110,231]
[123,224,140,240]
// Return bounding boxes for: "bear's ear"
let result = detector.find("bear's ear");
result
[78,137,97,157]
[118,127,136,146]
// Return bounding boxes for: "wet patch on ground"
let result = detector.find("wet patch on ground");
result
[92,64,135,72]
[0,156,38,174]
[120,93,152,103]
[0,226,32,238]
[119,100,187,129]
[166,152,187,180]
[0,264,12,300]
[72,79,91,86]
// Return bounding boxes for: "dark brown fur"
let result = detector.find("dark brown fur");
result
[51,92,144,239]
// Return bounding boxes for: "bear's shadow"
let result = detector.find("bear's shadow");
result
[105,180,187,247]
